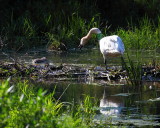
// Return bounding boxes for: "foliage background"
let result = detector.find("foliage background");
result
[0,0,160,50]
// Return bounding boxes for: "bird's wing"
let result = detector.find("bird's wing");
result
[100,36,118,50]
[104,36,124,51]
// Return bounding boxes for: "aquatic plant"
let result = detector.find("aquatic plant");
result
[121,52,142,86]
[0,78,101,128]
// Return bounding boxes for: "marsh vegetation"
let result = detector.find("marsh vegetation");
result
[0,0,160,127]
[0,0,160,50]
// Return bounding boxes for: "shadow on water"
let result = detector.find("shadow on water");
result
[1,48,160,127]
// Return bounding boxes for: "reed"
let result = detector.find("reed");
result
[121,52,142,86]
[116,16,160,50]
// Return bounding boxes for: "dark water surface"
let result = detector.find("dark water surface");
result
[1,48,160,127]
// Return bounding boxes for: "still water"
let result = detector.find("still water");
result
[1,48,160,127]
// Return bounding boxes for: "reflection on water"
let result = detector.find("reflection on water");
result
[1,48,160,127]
[95,84,160,127]
[40,81,160,127]
[99,88,123,116]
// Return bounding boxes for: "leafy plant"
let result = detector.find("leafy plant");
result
[0,78,101,128]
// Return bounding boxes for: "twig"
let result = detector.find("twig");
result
[57,84,70,101]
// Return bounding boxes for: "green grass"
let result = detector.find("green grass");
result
[1,5,160,51]
[0,1,160,52]
[121,52,142,86]
[115,16,160,50]
[1,11,100,50]
[0,0,160,51]
[0,78,104,128]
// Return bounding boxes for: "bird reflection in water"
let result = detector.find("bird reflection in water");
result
[100,88,123,116]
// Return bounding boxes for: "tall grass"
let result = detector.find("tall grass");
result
[46,12,101,49]
[0,78,101,128]
[121,52,142,86]
[1,11,100,50]
[2,12,41,50]
[116,16,160,50]
[0,0,100,50]
[1,0,160,50]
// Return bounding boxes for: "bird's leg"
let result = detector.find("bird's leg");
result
[121,56,125,71]
[103,57,108,70]
[104,58,106,65]
[105,63,108,71]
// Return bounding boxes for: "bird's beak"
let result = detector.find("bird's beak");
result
[78,44,83,50]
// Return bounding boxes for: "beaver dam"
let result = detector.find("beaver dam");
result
[1,49,160,127]
[0,61,160,83]
[1,48,160,83]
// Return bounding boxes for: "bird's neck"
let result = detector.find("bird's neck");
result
[85,28,103,41]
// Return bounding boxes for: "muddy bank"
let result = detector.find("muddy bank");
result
[0,62,160,83]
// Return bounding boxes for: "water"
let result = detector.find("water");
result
[1,48,160,127]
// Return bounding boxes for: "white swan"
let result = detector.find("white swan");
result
[79,28,125,66]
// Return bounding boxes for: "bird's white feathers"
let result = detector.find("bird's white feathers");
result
[99,35,125,57]
[80,28,125,60]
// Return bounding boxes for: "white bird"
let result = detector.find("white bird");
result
[79,28,125,68]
